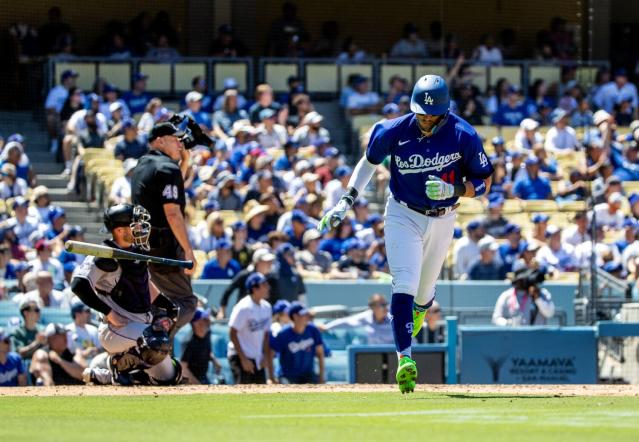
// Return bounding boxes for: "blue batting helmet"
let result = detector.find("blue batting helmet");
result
[410,75,449,116]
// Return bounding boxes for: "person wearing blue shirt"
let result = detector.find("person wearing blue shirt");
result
[492,86,528,126]
[283,210,308,249]
[184,91,212,130]
[270,302,325,384]
[180,76,214,113]
[200,239,241,279]
[513,157,553,200]
[45,207,67,241]
[498,224,526,272]
[615,218,637,254]
[0,328,27,386]
[114,119,147,160]
[122,73,151,115]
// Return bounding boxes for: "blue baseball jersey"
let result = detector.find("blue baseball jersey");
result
[270,324,323,378]
[0,352,25,386]
[366,113,494,209]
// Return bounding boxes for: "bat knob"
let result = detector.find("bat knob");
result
[185,261,194,270]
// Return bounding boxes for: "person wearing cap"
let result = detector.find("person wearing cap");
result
[593,192,626,230]
[330,237,372,279]
[243,170,276,207]
[270,243,307,303]
[283,210,309,250]
[62,95,108,173]
[10,300,45,361]
[0,163,27,199]
[212,89,250,140]
[180,308,222,384]
[200,239,241,280]
[346,75,382,117]
[323,165,353,209]
[536,225,577,273]
[108,158,138,205]
[390,23,428,58]
[114,119,147,161]
[593,68,638,115]
[65,301,101,360]
[0,327,27,386]
[180,76,214,113]
[528,212,550,246]
[296,229,332,278]
[513,156,553,200]
[608,140,639,182]
[20,271,69,309]
[197,212,228,253]
[453,220,490,278]
[227,272,275,384]
[291,111,331,147]
[323,293,393,345]
[257,108,287,149]
[514,118,543,150]
[270,300,292,337]
[184,91,212,131]
[481,195,508,238]
[30,185,52,224]
[498,224,527,273]
[5,196,40,247]
[1,138,35,187]
[212,77,248,113]
[218,248,276,319]
[45,69,78,154]
[562,211,591,247]
[30,322,85,386]
[245,204,273,243]
[28,239,64,288]
[248,83,282,125]
[132,117,198,328]
[544,108,579,152]
[230,221,251,269]
[312,146,340,186]
[209,23,249,57]
[492,85,528,126]
[492,268,555,326]
[44,206,67,242]
[467,237,506,280]
[615,218,638,254]
[269,301,325,384]
[101,83,131,122]
[122,73,151,115]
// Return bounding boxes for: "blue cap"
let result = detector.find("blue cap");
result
[272,300,291,315]
[353,75,368,85]
[334,166,353,178]
[103,83,118,93]
[61,69,79,82]
[342,238,365,253]
[504,223,521,235]
[287,301,310,319]
[224,77,239,89]
[453,226,463,239]
[12,196,29,209]
[87,93,100,103]
[382,103,400,115]
[491,136,504,146]
[532,213,550,223]
[313,136,331,147]
[623,218,637,229]
[203,198,220,211]
[324,146,339,158]
[48,207,66,223]
[277,242,296,256]
[551,108,568,124]
[410,75,450,116]
[614,68,628,77]
[191,308,211,323]
[215,238,231,250]
[122,118,136,129]
[488,195,504,209]
[133,73,148,82]
[510,151,522,159]
[245,272,267,291]
[353,198,369,208]
[154,107,171,121]
[291,209,307,224]
[525,156,539,166]
[232,220,247,230]
[368,213,383,225]
[14,262,33,273]
[602,261,622,273]
[629,193,639,206]
[507,85,521,94]
[70,301,90,318]
[7,133,24,144]
[63,261,77,273]
[259,108,276,121]
[466,220,482,231]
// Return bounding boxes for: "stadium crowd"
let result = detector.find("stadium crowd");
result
[2,3,639,387]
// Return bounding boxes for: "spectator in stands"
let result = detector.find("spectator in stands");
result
[123,73,151,115]
[212,90,249,140]
[101,83,130,121]
[296,230,332,278]
[593,69,638,117]
[609,141,639,181]
[38,6,73,55]
[529,213,550,246]
[213,78,248,112]
[485,78,510,116]
[113,119,146,160]
[181,308,221,384]
[453,220,488,278]
[456,83,485,126]
[270,302,325,384]
[266,2,307,56]
[292,112,330,147]
[390,23,428,58]
[270,300,291,337]
[614,96,636,126]
[200,239,241,280]
[44,207,67,242]
[6,197,39,247]
[20,271,68,308]
[513,157,553,200]
[257,109,287,148]
[346,76,381,117]
[287,93,313,129]
[536,225,577,272]
[468,237,506,280]
[385,76,409,105]
[594,192,625,230]
[571,97,593,128]
[228,272,274,384]
[104,31,132,59]
[331,238,372,280]
[146,33,180,60]
[629,193,639,222]
[213,172,242,211]
[249,84,282,125]
[218,248,276,319]
[489,160,512,198]
[182,76,213,113]
[533,145,562,181]
[108,158,137,205]
[245,204,272,243]
[0,163,27,199]
[324,166,352,208]
[1,140,35,187]
[545,108,579,152]
[615,218,637,254]
[506,151,526,183]
[562,212,590,247]
[499,224,526,273]
[11,300,45,361]
[515,118,544,150]
[269,243,307,303]
[0,328,27,386]
[31,323,84,386]
[105,101,125,138]
[473,34,503,65]
[283,210,308,250]
[492,268,555,326]
[526,79,553,117]
[198,212,228,253]
[65,301,100,361]
[337,37,367,63]
[482,195,509,238]
[230,221,251,269]
[30,186,51,224]
[575,225,621,268]
[28,240,64,288]
[184,91,212,131]
[323,294,393,345]
[493,85,528,126]
[45,69,78,154]
[209,24,248,57]
[137,98,163,136]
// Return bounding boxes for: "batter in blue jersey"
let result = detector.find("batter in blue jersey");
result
[319,75,493,394]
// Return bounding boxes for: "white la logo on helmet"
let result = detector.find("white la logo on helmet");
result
[424,93,434,105]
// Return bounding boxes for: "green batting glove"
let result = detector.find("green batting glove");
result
[425,175,455,200]
[318,198,352,232]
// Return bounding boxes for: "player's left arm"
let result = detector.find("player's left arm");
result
[458,132,494,198]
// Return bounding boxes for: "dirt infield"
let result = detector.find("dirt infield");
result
[2,384,639,397]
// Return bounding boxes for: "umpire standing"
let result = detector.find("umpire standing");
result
[131,121,197,329]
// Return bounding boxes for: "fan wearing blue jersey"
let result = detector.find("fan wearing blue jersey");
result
[319,75,494,393]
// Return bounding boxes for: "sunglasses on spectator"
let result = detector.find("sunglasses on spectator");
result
[373,302,388,308]
[25,307,41,313]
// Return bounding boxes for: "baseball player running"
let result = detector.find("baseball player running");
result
[71,204,183,385]
[319,75,494,393]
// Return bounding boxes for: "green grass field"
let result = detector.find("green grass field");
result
[2,389,639,441]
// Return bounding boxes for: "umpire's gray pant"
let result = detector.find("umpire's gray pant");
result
[149,259,197,331]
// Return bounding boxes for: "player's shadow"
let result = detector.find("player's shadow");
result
[443,394,559,399]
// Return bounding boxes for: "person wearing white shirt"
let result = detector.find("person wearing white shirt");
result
[256,108,287,148]
[66,302,101,358]
[6,197,41,247]
[390,23,429,58]
[535,225,578,272]
[574,226,621,268]
[544,108,579,152]
[346,76,381,116]
[473,35,503,66]
[492,269,555,326]
[323,166,352,209]
[29,240,65,288]
[562,212,591,247]
[593,69,639,114]
[593,192,625,230]
[108,159,137,205]
[45,69,78,153]
[19,272,69,309]
[227,272,275,384]
[514,118,544,150]
[0,163,28,199]
[322,294,393,344]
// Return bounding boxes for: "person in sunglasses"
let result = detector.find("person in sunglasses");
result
[321,293,393,345]
[11,300,46,361]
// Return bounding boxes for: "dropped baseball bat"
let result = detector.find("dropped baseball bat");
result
[64,241,194,269]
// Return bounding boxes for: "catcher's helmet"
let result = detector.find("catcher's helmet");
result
[103,204,134,232]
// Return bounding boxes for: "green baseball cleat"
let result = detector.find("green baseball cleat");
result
[412,307,427,338]
[396,356,418,394]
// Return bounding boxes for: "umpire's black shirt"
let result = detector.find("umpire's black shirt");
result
[131,149,185,228]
